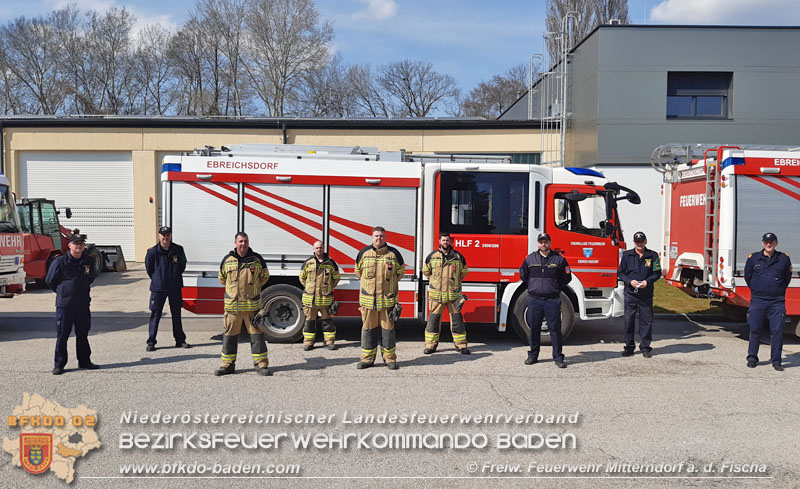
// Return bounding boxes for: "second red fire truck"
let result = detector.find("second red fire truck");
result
[652,143,800,335]
[161,144,641,343]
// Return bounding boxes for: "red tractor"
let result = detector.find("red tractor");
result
[16,198,104,285]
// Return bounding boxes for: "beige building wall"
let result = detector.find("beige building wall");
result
[3,125,542,260]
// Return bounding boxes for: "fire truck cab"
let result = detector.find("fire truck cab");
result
[0,173,26,297]
[653,143,800,335]
[161,144,639,343]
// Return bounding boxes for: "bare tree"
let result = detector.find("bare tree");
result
[2,14,67,114]
[169,19,206,115]
[134,24,177,115]
[0,37,30,114]
[376,60,460,117]
[295,55,363,117]
[545,0,630,61]
[196,0,249,116]
[243,0,333,116]
[86,8,137,114]
[460,63,530,119]
[349,64,393,117]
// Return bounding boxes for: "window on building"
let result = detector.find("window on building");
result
[667,72,732,119]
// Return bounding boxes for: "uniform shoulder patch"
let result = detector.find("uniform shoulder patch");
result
[748,254,752,258]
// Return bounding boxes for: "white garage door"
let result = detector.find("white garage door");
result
[20,152,135,260]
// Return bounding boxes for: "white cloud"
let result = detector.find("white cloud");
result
[45,0,178,37]
[351,0,397,21]
[651,0,800,25]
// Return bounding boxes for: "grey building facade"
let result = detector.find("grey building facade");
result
[502,25,800,248]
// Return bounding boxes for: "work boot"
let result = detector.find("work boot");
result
[214,363,235,376]
[326,343,337,350]
[642,350,653,358]
[146,344,156,352]
[79,362,100,370]
[256,362,271,376]
[303,344,314,351]
[356,361,372,369]
[177,342,192,349]
[387,362,399,370]
[524,357,538,365]
[773,365,784,372]
[52,367,65,375]
[747,360,757,368]
[622,349,634,357]
[555,360,567,369]
[423,346,437,355]
[456,347,471,355]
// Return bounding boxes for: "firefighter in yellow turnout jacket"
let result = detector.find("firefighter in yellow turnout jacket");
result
[423,233,470,354]
[215,232,271,376]
[299,241,340,350]
[355,227,405,370]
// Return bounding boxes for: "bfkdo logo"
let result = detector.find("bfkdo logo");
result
[3,393,101,484]
[21,433,53,474]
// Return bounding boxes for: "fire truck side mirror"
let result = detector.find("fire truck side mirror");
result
[65,207,72,219]
[626,193,641,205]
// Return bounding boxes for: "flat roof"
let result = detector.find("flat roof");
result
[0,115,542,130]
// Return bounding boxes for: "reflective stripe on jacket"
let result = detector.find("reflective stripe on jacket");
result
[299,254,340,307]
[423,247,468,302]
[218,248,270,312]
[519,251,571,299]
[355,245,405,310]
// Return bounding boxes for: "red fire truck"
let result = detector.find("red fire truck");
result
[652,143,800,334]
[161,144,640,343]
[0,172,25,297]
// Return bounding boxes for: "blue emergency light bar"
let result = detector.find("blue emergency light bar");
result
[162,163,182,172]
[565,167,604,178]
[720,157,744,171]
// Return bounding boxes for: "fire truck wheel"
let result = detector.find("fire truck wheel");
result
[257,285,304,343]
[510,291,575,345]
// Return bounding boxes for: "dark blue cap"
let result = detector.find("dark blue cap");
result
[762,232,777,242]
[68,234,85,244]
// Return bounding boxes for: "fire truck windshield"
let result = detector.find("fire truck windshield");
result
[0,185,21,233]
[554,191,609,238]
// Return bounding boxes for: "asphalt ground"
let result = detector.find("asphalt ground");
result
[1,268,799,488]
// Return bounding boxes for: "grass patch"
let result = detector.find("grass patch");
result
[652,280,725,315]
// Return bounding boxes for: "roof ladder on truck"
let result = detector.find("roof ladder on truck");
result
[702,146,742,285]
[702,149,720,284]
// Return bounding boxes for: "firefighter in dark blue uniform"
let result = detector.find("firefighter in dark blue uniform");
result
[519,233,571,368]
[744,232,792,371]
[144,226,190,351]
[618,232,662,357]
[45,234,101,375]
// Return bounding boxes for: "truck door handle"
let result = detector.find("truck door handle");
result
[276,176,292,183]
[365,179,381,185]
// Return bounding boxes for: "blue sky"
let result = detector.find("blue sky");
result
[2,0,800,92]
